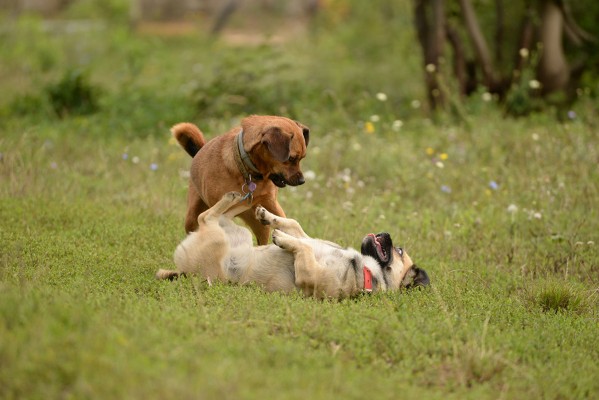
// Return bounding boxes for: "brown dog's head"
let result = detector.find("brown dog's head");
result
[241,115,309,187]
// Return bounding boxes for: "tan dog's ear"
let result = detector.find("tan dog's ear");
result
[294,121,310,147]
[262,127,290,162]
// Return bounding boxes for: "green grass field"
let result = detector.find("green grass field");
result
[1,11,598,399]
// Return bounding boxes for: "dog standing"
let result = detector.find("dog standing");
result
[156,192,430,299]
[172,115,309,245]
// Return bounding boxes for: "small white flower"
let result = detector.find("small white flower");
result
[528,80,541,89]
[370,114,380,122]
[411,100,421,109]
[392,120,403,131]
[482,92,492,102]
[375,92,387,102]
[519,48,529,58]
[425,63,436,73]
[342,201,353,211]
[132,156,140,164]
[587,241,595,246]
[533,212,542,219]
[507,204,518,214]
[532,133,540,141]
[435,161,444,169]
[352,142,362,151]
[304,170,316,180]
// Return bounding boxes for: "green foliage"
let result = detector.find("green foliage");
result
[531,280,590,314]
[190,46,310,119]
[45,69,101,118]
[64,0,130,24]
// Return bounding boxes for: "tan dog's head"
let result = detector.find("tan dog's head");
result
[361,233,430,290]
[241,115,309,187]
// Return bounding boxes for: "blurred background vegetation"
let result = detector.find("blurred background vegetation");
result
[0,0,598,134]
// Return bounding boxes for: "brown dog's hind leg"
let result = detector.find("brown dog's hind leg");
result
[185,183,208,233]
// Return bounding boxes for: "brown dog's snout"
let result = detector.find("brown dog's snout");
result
[289,172,305,186]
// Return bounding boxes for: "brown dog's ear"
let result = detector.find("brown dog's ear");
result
[295,121,310,147]
[262,127,291,162]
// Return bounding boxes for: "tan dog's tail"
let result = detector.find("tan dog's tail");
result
[171,122,206,157]
[156,269,183,280]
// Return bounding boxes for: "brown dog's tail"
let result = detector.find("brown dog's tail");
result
[155,269,183,281]
[171,122,206,157]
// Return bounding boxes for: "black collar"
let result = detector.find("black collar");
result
[233,129,263,182]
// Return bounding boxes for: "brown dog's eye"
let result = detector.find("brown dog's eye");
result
[288,156,298,164]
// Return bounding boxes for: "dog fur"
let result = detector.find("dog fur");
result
[172,115,309,245]
[156,192,430,299]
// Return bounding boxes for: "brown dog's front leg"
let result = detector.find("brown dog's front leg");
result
[239,209,271,245]
[242,196,286,245]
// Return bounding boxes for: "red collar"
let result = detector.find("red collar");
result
[363,266,373,292]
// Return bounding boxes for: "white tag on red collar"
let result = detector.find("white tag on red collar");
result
[363,266,373,292]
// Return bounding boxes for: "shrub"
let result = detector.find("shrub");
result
[45,69,101,118]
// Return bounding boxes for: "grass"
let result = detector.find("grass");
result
[1,8,599,400]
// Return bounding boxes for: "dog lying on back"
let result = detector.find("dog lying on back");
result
[156,192,429,299]
[172,115,309,245]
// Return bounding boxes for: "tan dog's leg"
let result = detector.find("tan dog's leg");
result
[158,192,244,281]
[255,206,309,239]
[271,229,323,297]
[197,191,243,224]
[194,191,247,280]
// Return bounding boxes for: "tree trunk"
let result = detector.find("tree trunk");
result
[537,0,569,95]
[414,0,446,110]
[458,0,499,91]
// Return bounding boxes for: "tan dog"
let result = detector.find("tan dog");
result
[156,192,430,299]
[172,115,309,245]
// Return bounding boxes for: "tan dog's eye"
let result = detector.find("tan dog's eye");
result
[288,156,299,164]
[396,247,404,257]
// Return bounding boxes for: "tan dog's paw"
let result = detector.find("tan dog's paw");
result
[272,229,295,250]
[255,206,277,226]
[224,191,244,203]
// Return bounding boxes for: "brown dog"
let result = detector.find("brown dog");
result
[172,115,309,245]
